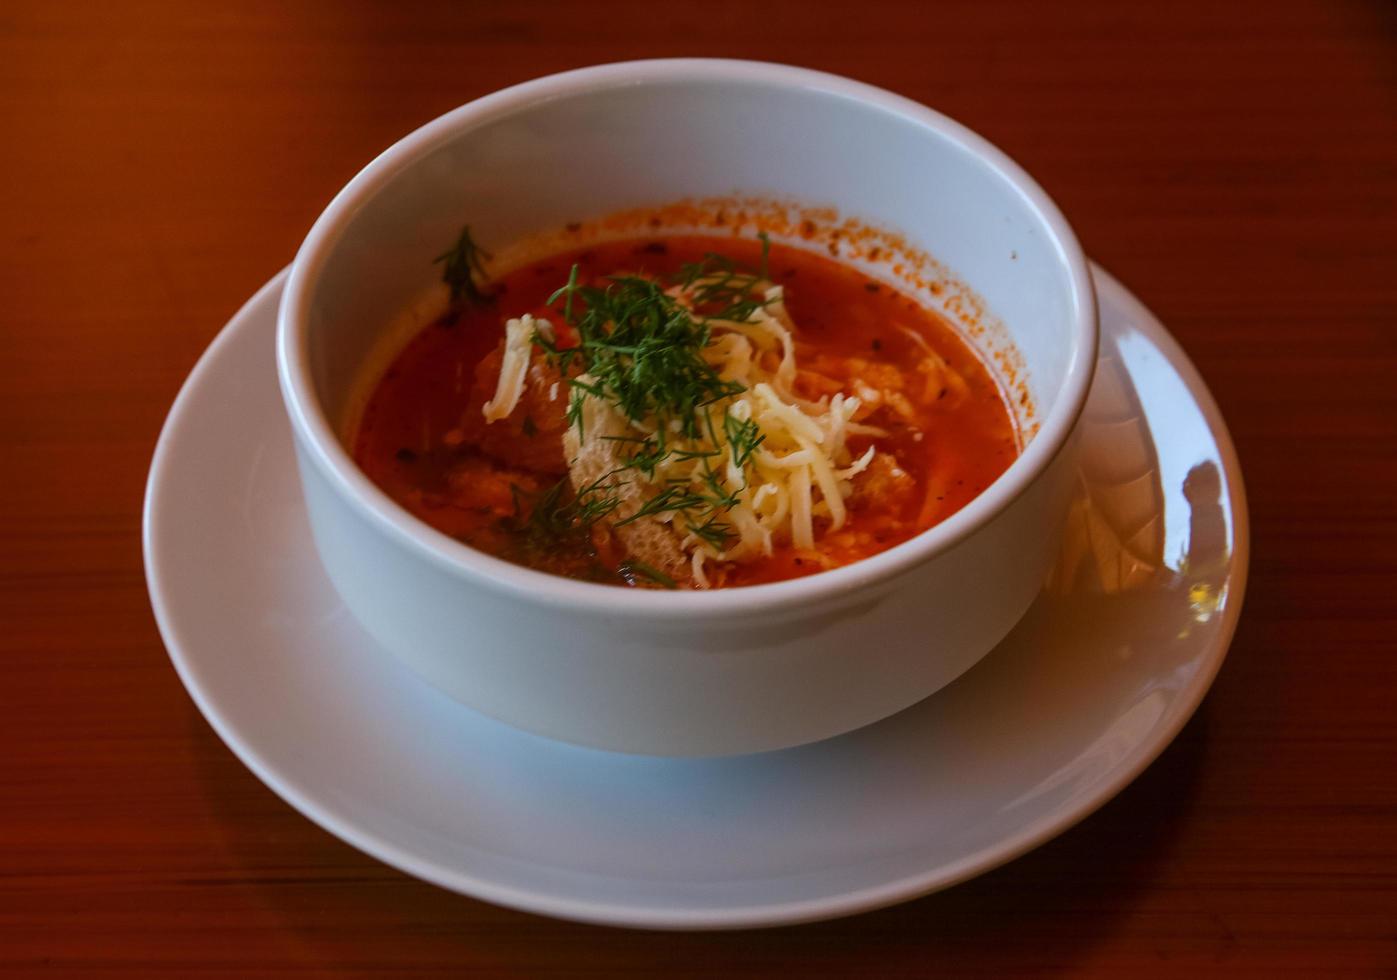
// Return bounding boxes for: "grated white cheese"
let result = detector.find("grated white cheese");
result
[482,314,548,422]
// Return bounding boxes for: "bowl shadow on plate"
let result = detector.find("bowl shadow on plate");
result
[775,705,1216,964]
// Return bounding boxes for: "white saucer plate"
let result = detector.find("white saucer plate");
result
[144,263,1248,930]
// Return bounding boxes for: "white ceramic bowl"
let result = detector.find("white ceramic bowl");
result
[277,59,1097,757]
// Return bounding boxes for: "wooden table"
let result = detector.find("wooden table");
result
[4,0,1394,974]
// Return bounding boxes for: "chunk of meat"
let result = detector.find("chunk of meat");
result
[461,340,570,476]
[798,349,962,423]
[850,451,918,515]
[391,454,544,554]
[445,455,542,519]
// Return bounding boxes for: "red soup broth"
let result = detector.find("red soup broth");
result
[353,236,1019,588]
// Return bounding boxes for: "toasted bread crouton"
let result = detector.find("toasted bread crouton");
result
[562,391,693,586]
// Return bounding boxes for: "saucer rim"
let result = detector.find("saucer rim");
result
[142,262,1249,930]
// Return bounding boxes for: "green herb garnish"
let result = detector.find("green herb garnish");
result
[541,273,746,438]
[618,560,679,589]
[435,226,494,308]
[529,236,775,557]
[723,412,766,469]
[675,249,772,323]
[507,475,623,547]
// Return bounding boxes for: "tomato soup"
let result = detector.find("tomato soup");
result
[354,235,1018,588]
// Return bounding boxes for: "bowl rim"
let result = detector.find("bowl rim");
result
[276,57,1098,617]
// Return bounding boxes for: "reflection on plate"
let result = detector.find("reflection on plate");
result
[143,263,1247,929]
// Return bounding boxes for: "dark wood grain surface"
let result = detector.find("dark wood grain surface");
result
[3,0,1395,974]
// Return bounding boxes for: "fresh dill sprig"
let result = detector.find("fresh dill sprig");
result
[686,516,733,552]
[615,485,711,526]
[617,433,671,480]
[509,479,571,542]
[675,251,773,323]
[509,475,622,547]
[618,560,678,589]
[724,412,765,468]
[435,225,494,307]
